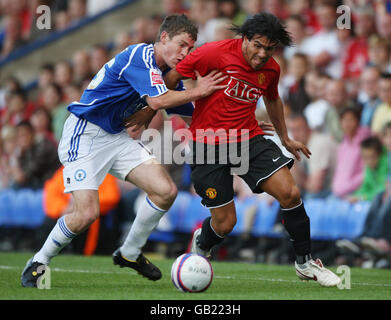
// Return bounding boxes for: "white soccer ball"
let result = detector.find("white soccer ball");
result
[171,253,213,293]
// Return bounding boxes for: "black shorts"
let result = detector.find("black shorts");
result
[189,135,294,208]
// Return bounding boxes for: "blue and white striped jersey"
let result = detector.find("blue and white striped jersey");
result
[67,43,194,134]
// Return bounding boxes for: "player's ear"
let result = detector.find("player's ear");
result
[160,31,169,44]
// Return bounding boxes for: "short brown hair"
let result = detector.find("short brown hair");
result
[156,14,198,42]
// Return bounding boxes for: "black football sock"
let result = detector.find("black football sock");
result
[281,200,312,264]
[197,217,225,251]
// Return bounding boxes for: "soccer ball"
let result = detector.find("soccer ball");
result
[171,253,213,293]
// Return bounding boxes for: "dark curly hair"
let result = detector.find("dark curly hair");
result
[231,12,292,47]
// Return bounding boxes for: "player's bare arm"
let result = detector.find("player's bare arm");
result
[263,96,311,160]
[124,70,227,130]
[164,68,186,89]
[148,70,226,110]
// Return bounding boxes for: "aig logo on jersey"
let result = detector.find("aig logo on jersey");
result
[150,69,164,86]
[74,169,87,182]
[224,76,261,103]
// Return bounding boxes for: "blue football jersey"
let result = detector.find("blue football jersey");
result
[67,43,193,134]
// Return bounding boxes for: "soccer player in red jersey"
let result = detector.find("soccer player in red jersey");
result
[129,13,341,286]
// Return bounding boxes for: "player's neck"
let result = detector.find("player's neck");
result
[153,43,168,71]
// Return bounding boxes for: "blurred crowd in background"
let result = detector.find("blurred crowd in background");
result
[1,0,391,268]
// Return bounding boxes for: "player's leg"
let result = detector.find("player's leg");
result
[258,166,312,263]
[118,158,177,261]
[189,163,235,257]
[21,190,100,287]
[192,201,236,257]
[259,166,340,286]
[109,137,177,280]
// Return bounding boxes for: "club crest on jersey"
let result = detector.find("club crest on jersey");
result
[224,76,261,103]
[258,73,266,85]
[150,69,164,86]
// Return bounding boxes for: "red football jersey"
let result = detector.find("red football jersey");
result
[175,38,280,144]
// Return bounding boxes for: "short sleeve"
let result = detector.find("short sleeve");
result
[175,42,219,80]
[264,66,280,101]
[121,45,168,98]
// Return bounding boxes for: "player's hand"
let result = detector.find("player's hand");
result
[282,138,311,161]
[258,121,275,136]
[195,70,228,98]
[123,105,157,132]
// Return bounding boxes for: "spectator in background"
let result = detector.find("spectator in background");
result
[263,0,289,21]
[331,107,371,199]
[54,10,70,31]
[162,0,188,15]
[357,66,382,128]
[367,36,391,73]
[376,11,391,40]
[30,107,56,147]
[54,61,73,89]
[283,15,308,60]
[10,120,60,189]
[301,2,341,79]
[287,0,320,35]
[1,90,29,127]
[90,44,110,75]
[113,31,132,54]
[351,136,389,202]
[86,0,119,16]
[285,53,311,116]
[72,49,93,84]
[190,0,219,46]
[63,83,82,105]
[0,125,17,189]
[303,71,331,131]
[41,83,69,142]
[287,113,337,199]
[342,5,375,82]
[211,18,235,41]
[336,123,391,266]
[35,63,55,108]
[243,0,263,18]
[323,79,354,142]
[130,17,155,44]
[0,14,26,58]
[371,73,391,134]
[217,0,247,26]
[68,0,87,25]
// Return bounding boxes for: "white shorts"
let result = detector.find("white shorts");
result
[58,113,155,193]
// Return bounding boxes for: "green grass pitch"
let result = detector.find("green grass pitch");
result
[0,252,390,300]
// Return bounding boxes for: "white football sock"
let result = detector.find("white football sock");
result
[120,196,167,260]
[33,216,77,265]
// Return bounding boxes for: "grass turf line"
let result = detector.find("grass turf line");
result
[0,252,390,300]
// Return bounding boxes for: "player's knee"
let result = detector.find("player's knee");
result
[214,215,237,236]
[279,185,301,209]
[77,206,100,231]
[153,181,178,207]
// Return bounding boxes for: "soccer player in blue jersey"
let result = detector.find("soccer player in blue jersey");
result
[21,14,227,287]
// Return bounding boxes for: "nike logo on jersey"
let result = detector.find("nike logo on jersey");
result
[272,157,280,162]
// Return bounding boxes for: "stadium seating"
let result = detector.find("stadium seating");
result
[0,188,372,242]
[0,189,45,228]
